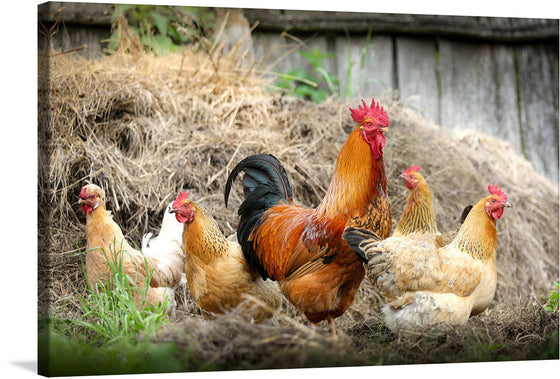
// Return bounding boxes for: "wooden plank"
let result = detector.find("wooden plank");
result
[39,3,559,42]
[438,39,521,155]
[39,2,113,26]
[517,43,559,182]
[396,36,439,124]
[246,9,559,42]
[333,34,394,99]
[477,44,521,150]
[38,24,111,59]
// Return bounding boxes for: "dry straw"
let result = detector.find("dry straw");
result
[38,24,558,363]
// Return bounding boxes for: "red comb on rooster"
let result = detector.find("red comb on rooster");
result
[349,98,389,126]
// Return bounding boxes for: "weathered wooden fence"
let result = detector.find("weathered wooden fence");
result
[38,3,559,182]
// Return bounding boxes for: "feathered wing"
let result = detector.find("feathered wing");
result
[343,227,483,301]
[223,240,282,318]
[142,202,185,288]
[110,236,182,290]
[145,250,184,288]
[248,204,340,281]
[343,226,383,261]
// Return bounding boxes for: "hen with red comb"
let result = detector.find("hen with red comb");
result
[78,183,185,315]
[343,184,510,333]
[169,191,281,322]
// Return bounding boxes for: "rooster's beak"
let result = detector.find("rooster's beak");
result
[503,202,511,208]
[380,127,388,133]
[168,207,178,214]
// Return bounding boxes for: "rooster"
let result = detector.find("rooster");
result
[343,185,510,333]
[170,192,281,322]
[224,98,392,333]
[78,184,185,314]
[394,165,471,246]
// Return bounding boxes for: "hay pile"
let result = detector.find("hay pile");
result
[38,43,558,367]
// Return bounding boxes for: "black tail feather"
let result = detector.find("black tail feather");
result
[224,154,293,280]
[224,154,292,208]
[342,227,382,263]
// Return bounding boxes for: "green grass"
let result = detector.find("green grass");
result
[75,244,172,344]
[38,243,182,376]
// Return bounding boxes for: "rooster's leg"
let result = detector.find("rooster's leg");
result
[327,316,336,336]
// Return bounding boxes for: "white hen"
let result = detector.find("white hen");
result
[142,201,187,309]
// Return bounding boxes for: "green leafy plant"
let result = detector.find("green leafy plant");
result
[276,48,340,103]
[544,281,559,314]
[275,31,377,103]
[108,4,215,55]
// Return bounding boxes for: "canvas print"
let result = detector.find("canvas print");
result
[37,1,559,376]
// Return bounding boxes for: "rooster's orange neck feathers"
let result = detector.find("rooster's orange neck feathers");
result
[316,126,387,222]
